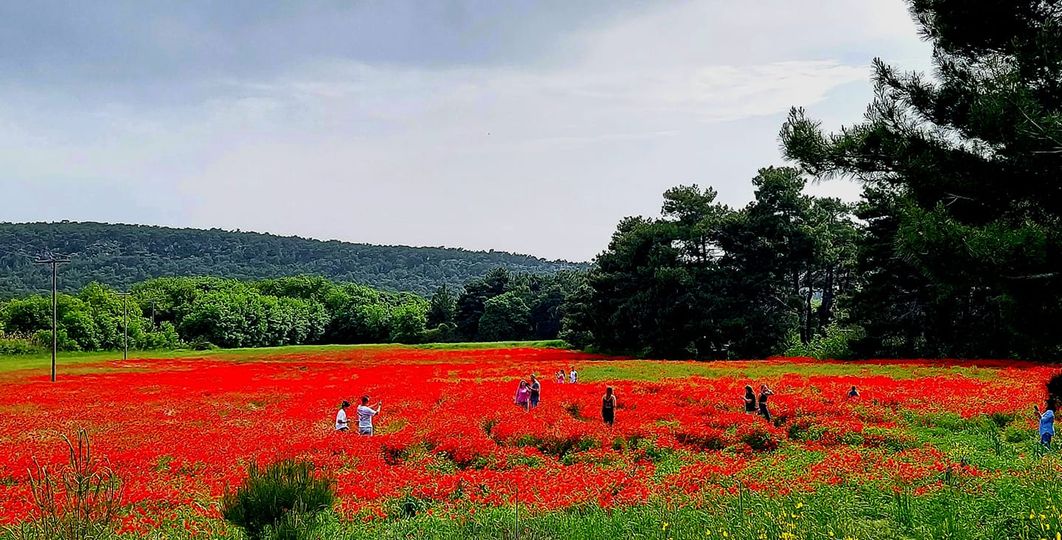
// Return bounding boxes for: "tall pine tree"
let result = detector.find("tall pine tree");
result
[782,0,1062,358]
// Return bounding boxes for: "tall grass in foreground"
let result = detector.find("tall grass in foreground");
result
[7,472,1062,539]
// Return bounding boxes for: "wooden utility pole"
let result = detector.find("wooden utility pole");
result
[33,253,71,382]
[119,292,129,360]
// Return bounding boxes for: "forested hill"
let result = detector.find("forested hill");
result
[0,222,586,298]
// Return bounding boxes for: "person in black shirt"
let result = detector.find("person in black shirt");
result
[602,386,617,426]
[743,385,757,414]
[529,374,541,409]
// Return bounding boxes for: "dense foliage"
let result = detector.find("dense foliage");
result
[444,268,584,343]
[781,0,1062,358]
[565,0,1062,360]
[0,222,585,299]
[0,272,579,352]
[561,169,857,359]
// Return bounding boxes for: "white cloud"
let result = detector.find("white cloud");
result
[0,1,930,261]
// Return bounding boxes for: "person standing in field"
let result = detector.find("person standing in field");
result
[758,384,775,422]
[602,386,617,426]
[1035,398,1056,448]
[569,366,578,384]
[556,370,565,384]
[357,396,381,436]
[514,380,530,411]
[529,374,541,409]
[847,386,860,399]
[743,385,757,414]
[335,400,351,431]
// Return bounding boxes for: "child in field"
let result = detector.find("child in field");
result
[335,400,351,431]
[357,396,381,436]
[601,386,617,426]
[569,366,578,384]
[1035,398,1056,448]
[743,385,757,414]
[514,380,530,411]
[758,384,775,422]
[847,385,860,399]
[556,370,565,384]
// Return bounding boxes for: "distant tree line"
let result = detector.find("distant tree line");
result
[0,271,581,353]
[0,222,585,299]
[559,169,858,359]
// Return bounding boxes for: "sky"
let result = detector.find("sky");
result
[0,1,932,262]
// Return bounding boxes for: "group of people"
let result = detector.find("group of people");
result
[514,375,543,410]
[334,379,1058,450]
[742,384,775,421]
[557,366,578,384]
[515,367,578,411]
[511,367,618,426]
[335,396,382,435]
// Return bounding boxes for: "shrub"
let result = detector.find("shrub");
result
[784,325,864,360]
[736,422,784,452]
[676,425,727,450]
[1048,372,1062,402]
[386,492,432,520]
[26,429,124,540]
[1003,422,1030,444]
[0,335,43,355]
[221,459,335,540]
[189,339,219,351]
[379,433,417,465]
[31,329,80,352]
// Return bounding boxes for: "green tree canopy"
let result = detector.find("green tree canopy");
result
[781,0,1062,358]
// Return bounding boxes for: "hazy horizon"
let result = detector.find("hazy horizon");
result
[3,219,591,263]
[1,1,931,261]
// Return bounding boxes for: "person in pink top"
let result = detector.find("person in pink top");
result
[514,380,530,411]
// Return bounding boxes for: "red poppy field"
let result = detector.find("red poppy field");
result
[2,345,1062,539]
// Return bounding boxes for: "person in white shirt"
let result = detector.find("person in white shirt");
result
[335,401,351,431]
[569,366,578,384]
[357,395,382,436]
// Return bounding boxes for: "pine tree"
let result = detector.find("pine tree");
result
[782,0,1062,358]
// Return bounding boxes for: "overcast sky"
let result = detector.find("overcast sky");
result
[0,1,931,261]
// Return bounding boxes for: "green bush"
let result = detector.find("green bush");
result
[221,459,335,540]
[1003,422,1031,444]
[0,335,43,355]
[189,339,219,351]
[785,325,865,360]
[31,329,80,351]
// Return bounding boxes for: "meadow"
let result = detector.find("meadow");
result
[1,344,1061,539]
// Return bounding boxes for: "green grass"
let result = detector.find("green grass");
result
[581,359,1002,382]
[8,476,1062,539]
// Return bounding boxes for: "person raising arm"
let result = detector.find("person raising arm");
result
[357,395,382,436]
[1035,398,1056,448]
